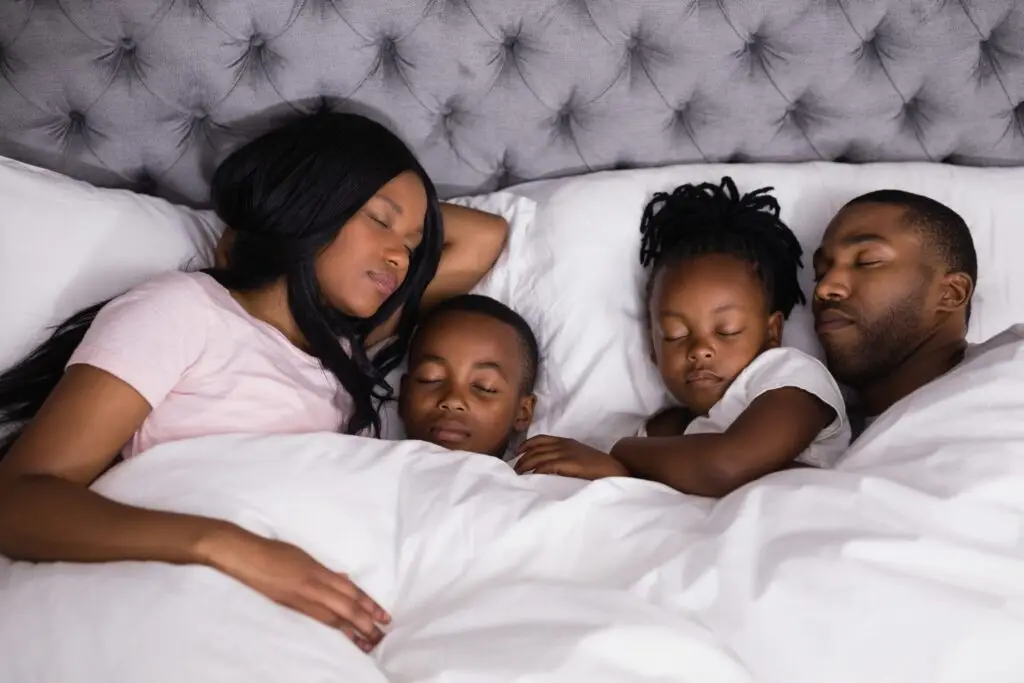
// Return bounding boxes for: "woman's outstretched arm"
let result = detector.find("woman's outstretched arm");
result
[0,365,389,650]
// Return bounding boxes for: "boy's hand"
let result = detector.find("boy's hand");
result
[514,435,628,480]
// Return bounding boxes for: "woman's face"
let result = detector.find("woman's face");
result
[317,171,428,318]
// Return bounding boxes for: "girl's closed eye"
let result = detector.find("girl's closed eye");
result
[414,374,443,385]
[473,383,499,394]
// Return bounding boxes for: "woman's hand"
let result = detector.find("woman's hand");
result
[204,527,390,652]
[514,435,629,480]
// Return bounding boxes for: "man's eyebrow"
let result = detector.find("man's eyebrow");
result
[840,232,889,246]
[813,232,891,261]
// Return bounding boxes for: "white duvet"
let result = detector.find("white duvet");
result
[3,325,1024,683]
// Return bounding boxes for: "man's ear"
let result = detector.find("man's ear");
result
[214,227,236,268]
[513,393,537,432]
[938,272,974,313]
[765,311,784,349]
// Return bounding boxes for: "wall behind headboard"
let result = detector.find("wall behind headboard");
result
[1,0,1022,203]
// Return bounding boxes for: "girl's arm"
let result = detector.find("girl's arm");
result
[0,365,389,649]
[610,387,835,498]
[365,203,508,346]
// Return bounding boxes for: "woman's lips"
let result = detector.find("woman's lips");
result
[367,271,398,297]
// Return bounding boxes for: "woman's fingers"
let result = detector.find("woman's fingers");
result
[307,578,384,643]
[322,570,391,624]
[291,596,375,651]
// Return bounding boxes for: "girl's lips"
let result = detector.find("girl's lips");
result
[685,369,721,384]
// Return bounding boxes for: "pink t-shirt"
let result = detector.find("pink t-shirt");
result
[67,271,353,458]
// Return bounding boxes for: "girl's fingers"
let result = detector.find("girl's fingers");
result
[517,434,563,452]
[515,450,566,474]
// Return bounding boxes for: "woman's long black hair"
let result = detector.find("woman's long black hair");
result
[0,111,443,455]
[639,176,805,317]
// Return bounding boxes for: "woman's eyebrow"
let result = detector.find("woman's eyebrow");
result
[374,194,403,215]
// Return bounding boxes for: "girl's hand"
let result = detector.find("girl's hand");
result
[204,527,390,652]
[514,435,629,480]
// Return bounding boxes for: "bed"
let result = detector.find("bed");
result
[2,2,1024,682]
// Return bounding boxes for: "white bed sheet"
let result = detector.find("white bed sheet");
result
[2,326,1022,683]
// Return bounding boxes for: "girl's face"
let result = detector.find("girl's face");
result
[649,253,783,415]
[317,171,428,318]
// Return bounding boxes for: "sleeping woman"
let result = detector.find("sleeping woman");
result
[0,112,508,652]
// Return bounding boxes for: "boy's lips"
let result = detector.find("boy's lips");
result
[429,419,472,442]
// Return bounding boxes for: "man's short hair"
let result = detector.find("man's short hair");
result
[844,189,978,286]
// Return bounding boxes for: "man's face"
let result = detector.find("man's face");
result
[812,203,941,387]
[399,310,535,457]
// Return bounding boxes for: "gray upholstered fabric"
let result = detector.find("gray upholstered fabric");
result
[1,0,1022,204]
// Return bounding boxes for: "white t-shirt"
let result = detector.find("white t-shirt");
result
[638,347,850,468]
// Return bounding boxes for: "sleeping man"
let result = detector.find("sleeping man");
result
[399,294,539,459]
[811,190,979,437]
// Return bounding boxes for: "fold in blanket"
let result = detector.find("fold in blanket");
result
[2,326,1023,683]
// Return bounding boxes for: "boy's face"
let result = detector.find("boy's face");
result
[399,310,536,457]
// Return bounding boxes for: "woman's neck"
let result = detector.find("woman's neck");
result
[230,281,309,350]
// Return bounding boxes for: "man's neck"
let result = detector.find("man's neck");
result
[859,327,967,418]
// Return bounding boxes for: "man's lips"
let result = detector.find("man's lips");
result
[368,271,398,297]
[814,308,856,334]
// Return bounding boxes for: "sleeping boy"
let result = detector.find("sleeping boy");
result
[399,294,539,459]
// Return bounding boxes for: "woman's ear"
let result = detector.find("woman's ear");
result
[214,227,236,268]
[513,394,537,431]
[938,272,974,313]
[765,311,784,349]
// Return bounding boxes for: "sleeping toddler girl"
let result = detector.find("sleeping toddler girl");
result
[514,177,850,497]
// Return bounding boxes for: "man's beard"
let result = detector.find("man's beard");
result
[821,291,930,389]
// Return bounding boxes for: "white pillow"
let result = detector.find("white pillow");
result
[506,162,1024,451]
[0,156,223,370]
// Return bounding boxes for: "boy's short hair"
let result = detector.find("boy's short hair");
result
[411,294,540,392]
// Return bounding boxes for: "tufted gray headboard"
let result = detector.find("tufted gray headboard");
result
[1,0,1022,204]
